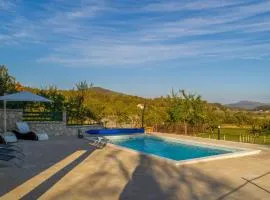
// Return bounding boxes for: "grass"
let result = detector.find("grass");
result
[198,128,270,145]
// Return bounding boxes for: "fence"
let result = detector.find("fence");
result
[154,123,206,135]
[197,132,270,145]
[65,111,102,126]
[23,112,63,122]
[154,124,270,145]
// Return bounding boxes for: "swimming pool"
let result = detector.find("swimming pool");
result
[109,135,260,165]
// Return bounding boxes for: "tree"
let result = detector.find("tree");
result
[111,101,131,127]
[0,65,17,95]
[38,86,66,112]
[205,106,222,134]
[0,65,23,109]
[75,81,93,92]
[257,120,270,135]
[167,90,180,122]
[66,81,96,124]
[167,89,207,134]
[144,105,167,127]
[233,112,251,128]
[249,118,263,136]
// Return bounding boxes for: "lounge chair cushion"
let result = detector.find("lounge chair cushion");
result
[16,122,30,134]
[2,132,18,143]
[37,133,49,141]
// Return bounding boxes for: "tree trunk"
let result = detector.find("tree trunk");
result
[184,121,188,135]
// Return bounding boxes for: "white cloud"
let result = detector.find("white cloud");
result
[0,0,269,67]
[143,0,249,12]
[38,38,270,67]
[0,0,16,10]
[66,4,114,19]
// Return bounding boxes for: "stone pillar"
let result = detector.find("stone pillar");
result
[62,111,67,125]
[0,109,23,132]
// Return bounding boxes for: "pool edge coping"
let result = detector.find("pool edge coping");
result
[106,134,261,166]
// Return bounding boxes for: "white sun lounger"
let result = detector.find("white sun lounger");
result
[14,122,49,141]
[85,136,108,148]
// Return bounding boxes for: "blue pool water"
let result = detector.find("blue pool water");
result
[111,135,236,161]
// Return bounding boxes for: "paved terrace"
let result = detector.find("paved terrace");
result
[0,134,270,200]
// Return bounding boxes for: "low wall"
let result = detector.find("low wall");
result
[27,121,67,136]
[0,109,103,136]
[66,125,104,136]
[0,109,23,132]
[28,122,104,136]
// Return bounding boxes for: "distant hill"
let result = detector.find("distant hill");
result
[89,87,144,99]
[90,87,123,95]
[226,101,268,110]
[253,105,270,111]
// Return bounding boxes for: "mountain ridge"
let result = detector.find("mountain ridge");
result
[225,100,269,110]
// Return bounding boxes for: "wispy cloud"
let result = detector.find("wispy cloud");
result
[143,0,249,12]
[1,0,270,67]
[0,0,16,11]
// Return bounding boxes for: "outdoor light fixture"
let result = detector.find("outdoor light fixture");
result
[137,103,146,128]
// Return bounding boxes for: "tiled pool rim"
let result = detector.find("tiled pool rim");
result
[103,134,261,166]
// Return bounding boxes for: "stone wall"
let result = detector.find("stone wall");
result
[0,109,104,136]
[27,121,67,136]
[0,109,23,132]
[28,122,104,136]
[103,117,140,128]
[66,125,104,136]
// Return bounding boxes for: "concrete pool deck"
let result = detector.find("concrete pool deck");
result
[0,134,270,199]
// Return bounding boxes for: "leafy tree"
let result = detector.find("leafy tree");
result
[110,100,132,127]
[249,118,263,135]
[233,112,251,128]
[0,65,24,109]
[0,65,17,95]
[259,120,270,135]
[167,89,206,134]
[38,86,66,112]
[144,105,168,129]
[167,89,183,123]
[205,106,222,133]
[66,81,96,124]
[75,81,93,92]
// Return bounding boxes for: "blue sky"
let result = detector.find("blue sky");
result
[0,0,269,103]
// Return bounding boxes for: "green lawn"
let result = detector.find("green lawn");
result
[198,128,270,145]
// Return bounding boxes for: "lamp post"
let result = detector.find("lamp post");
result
[3,100,6,133]
[3,93,7,133]
[137,103,146,128]
[218,125,221,140]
